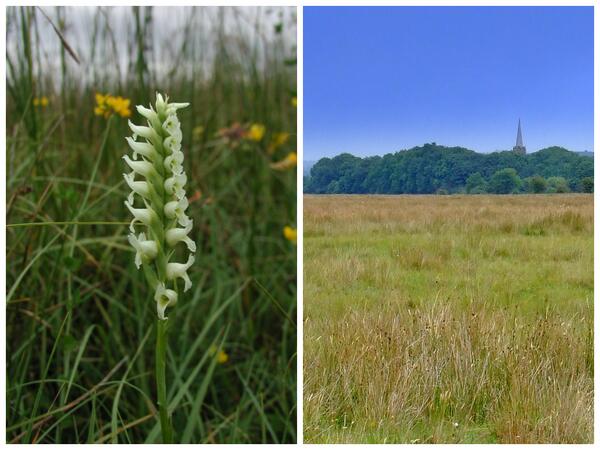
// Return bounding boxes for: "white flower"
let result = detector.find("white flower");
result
[124,198,158,232]
[167,127,182,144]
[166,221,196,252]
[123,155,158,179]
[162,114,181,136]
[166,254,195,292]
[163,136,182,154]
[123,172,152,200]
[125,137,158,161]
[164,195,189,223]
[164,150,184,174]
[166,102,190,116]
[164,172,187,198]
[154,283,178,320]
[128,120,160,143]
[128,232,158,268]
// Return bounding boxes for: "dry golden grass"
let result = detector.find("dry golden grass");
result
[304,194,593,444]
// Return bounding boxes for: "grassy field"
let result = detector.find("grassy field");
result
[304,194,593,444]
[6,6,296,444]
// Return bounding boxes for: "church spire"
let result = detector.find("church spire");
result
[516,118,523,147]
[512,119,526,154]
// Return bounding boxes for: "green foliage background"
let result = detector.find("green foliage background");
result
[305,144,593,194]
[6,6,297,444]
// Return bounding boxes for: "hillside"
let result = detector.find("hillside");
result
[304,144,593,194]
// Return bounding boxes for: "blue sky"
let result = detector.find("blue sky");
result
[304,6,594,160]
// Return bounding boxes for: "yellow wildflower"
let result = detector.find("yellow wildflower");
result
[268,132,290,154]
[270,151,297,170]
[33,96,49,107]
[94,93,131,118]
[106,95,131,118]
[246,123,265,142]
[95,93,106,106]
[291,97,297,107]
[283,226,297,244]
[209,345,229,364]
[217,350,229,364]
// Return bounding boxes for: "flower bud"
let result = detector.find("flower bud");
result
[135,105,162,130]
[155,93,167,116]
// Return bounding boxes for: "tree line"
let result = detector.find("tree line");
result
[304,144,593,194]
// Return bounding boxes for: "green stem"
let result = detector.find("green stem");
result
[7,221,130,228]
[156,318,173,443]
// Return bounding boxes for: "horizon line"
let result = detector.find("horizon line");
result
[304,145,594,161]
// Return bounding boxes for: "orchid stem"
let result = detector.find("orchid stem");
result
[156,318,173,443]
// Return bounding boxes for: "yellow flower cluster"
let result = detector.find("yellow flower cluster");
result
[94,93,131,118]
[33,96,49,107]
[283,226,297,244]
[270,151,297,171]
[218,119,296,248]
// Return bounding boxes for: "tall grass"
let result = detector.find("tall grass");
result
[6,6,296,444]
[304,194,593,443]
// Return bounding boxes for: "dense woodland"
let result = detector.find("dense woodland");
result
[304,144,593,194]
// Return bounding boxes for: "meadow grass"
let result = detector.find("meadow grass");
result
[6,6,296,444]
[304,194,593,444]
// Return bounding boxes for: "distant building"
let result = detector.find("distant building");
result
[512,119,526,154]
